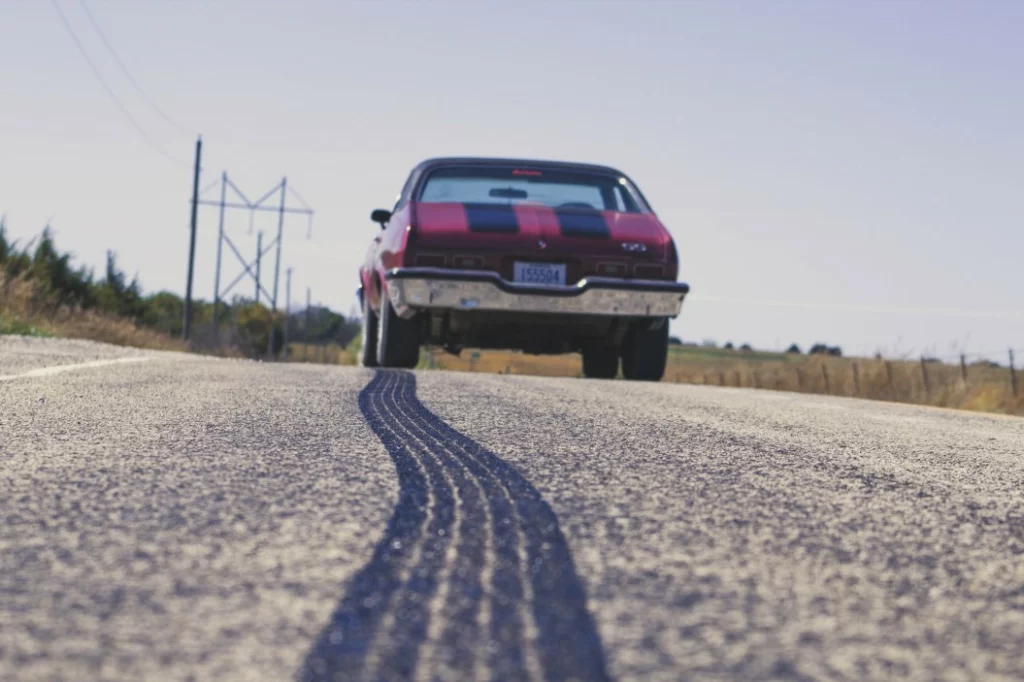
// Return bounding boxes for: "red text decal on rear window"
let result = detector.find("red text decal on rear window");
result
[512,169,543,176]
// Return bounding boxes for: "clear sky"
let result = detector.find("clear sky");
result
[2,1,1022,360]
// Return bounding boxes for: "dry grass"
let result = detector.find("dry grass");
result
[0,273,187,352]
[284,341,358,366]
[20,267,1007,421]
[421,345,1023,417]
[422,347,583,377]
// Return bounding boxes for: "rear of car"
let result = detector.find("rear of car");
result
[360,158,689,380]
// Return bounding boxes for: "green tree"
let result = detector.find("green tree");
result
[140,291,184,336]
[232,300,284,356]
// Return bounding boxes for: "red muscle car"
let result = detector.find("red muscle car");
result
[358,157,689,380]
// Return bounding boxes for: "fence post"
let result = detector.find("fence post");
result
[734,371,741,387]
[821,364,830,394]
[852,362,861,397]
[718,370,726,386]
[921,357,931,399]
[796,367,805,392]
[960,353,968,386]
[885,360,894,399]
[1011,349,1019,397]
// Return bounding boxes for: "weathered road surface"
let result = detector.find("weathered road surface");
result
[1,337,1023,682]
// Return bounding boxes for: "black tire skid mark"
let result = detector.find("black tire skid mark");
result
[300,370,485,681]
[369,372,458,678]
[392,371,529,681]
[298,372,429,681]
[299,371,609,682]
[402,375,609,682]
[392,372,488,675]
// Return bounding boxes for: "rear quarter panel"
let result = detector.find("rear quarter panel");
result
[365,203,414,312]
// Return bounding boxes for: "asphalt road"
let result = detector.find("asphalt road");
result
[2,337,1023,681]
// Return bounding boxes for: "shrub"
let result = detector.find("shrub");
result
[0,221,356,360]
[810,343,842,357]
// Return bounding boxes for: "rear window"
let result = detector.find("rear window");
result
[418,166,645,213]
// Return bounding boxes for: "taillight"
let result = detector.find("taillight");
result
[452,255,484,269]
[596,262,627,277]
[415,253,446,267]
[634,264,664,279]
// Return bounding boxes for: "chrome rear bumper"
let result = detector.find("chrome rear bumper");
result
[384,267,689,317]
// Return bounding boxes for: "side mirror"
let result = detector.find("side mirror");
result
[371,209,391,229]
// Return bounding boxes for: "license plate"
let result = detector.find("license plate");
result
[513,261,566,285]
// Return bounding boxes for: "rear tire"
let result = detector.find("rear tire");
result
[582,346,619,379]
[359,291,378,368]
[621,320,668,381]
[376,294,420,368]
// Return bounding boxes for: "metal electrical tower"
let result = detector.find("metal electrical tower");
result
[186,165,313,355]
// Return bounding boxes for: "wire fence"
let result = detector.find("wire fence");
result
[419,344,1023,417]
[662,347,1022,415]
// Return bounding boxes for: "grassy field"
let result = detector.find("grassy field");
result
[281,329,1021,417]
[420,344,1023,417]
[13,271,1014,421]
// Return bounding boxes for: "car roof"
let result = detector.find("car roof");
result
[412,156,628,177]
[406,157,655,213]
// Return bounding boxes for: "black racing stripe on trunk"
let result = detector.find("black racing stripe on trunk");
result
[555,208,610,238]
[464,203,520,233]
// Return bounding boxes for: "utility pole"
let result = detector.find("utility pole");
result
[255,232,263,304]
[266,178,287,358]
[318,298,325,363]
[304,286,311,362]
[183,135,202,341]
[212,171,227,333]
[282,267,292,360]
[1011,349,1019,397]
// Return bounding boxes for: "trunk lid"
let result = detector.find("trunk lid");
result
[410,202,672,281]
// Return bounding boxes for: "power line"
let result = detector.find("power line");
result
[288,185,311,210]
[78,0,185,134]
[50,0,185,166]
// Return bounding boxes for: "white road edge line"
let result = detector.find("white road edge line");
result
[0,356,151,382]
